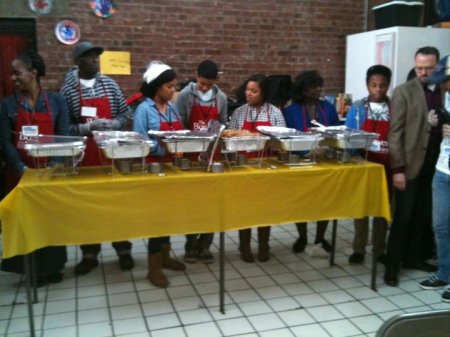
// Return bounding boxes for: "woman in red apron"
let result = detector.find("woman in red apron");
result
[345,65,392,265]
[227,74,286,263]
[0,51,69,286]
[282,70,340,257]
[133,61,186,288]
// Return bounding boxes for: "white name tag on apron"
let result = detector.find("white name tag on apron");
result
[81,106,97,117]
[369,140,382,152]
[22,125,38,137]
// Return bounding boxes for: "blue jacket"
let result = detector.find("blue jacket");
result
[282,100,339,131]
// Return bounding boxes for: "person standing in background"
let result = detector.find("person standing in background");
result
[61,41,134,276]
[384,46,442,286]
[0,50,69,286]
[282,70,339,256]
[418,54,450,302]
[345,65,392,265]
[176,60,228,264]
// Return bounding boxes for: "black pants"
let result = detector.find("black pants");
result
[147,236,170,254]
[385,151,437,269]
[80,241,132,259]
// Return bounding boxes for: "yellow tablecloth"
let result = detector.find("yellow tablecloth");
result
[0,160,390,258]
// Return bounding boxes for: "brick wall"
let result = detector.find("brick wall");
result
[2,0,391,99]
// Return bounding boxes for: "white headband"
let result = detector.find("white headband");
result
[143,63,171,84]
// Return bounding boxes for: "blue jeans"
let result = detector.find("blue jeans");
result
[432,170,450,283]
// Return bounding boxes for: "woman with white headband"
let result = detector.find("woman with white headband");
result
[133,61,186,288]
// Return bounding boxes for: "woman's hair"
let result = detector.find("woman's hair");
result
[15,50,46,81]
[245,74,269,102]
[292,70,324,103]
[366,65,392,85]
[140,69,177,98]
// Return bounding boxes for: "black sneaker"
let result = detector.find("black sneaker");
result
[74,258,99,275]
[316,239,332,253]
[442,287,450,303]
[184,249,198,263]
[403,261,437,272]
[292,238,307,253]
[349,252,365,264]
[198,249,214,264]
[420,275,448,290]
[119,254,135,271]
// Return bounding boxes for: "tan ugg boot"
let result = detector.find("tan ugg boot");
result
[147,253,169,288]
[258,226,271,262]
[161,244,186,271]
[239,229,254,263]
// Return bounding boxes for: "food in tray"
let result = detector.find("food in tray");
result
[221,129,260,137]
[21,135,87,157]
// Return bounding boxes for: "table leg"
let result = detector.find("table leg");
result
[23,255,36,337]
[30,252,38,303]
[371,224,378,291]
[329,220,337,266]
[219,231,225,314]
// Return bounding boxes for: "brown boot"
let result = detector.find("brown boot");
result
[147,253,169,288]
[161,244,186,271]
[239,229,254,263]
[258,226,271,262]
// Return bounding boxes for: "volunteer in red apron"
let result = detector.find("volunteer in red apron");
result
[227,74,286,263]
[282,70,339,256]
[133,61,186,288]
[60,41,134,276]
[176,60,229,264]
[0,50,69,286]
[345,65,392,265]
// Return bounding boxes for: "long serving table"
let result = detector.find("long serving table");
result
[0,159,391,336]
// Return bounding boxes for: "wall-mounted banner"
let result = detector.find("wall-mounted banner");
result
[29,0,54,15]
[90,0,116,18]
[55,20,81,45]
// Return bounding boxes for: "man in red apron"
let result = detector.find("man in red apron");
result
[61,41,134,276]
[176,60,228,264]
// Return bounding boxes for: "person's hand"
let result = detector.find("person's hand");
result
[393,172,406,191]
[428,109,438,127]
[89,118,112,131]
[443,124,450,138]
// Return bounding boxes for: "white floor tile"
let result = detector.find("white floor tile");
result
[42,326,77,337]
[108,291,139,306]
[184,321,222,337]
[216,317,255,335]
[111,304,144,320]
[259,328,296,337]
[290,323,332,337]
[238,300,273,316]
[142,299,174,316]
[113,317,148,335]
[146,313,181,330]
[360,297,399,313]
[247,312,286,331]
[334,301,372,318]
[277,309,315,326]
[322,319,361,337]
[178,308,213,325]
[350,315,384,334]
[320,289,354,304]
[307,305,345,322]
[151,327,186,337]
[78,321,113,337]
[294,293,328,308]
[78,307,109,325]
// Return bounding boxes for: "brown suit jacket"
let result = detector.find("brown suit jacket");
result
[388,78,432,180]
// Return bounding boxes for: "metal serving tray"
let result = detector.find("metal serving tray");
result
[162,137,215,153]
[93,131,155,159]
[22,135,87,157]
[221,136,270,152]
[256,126,323,152]
[312,127,378,149]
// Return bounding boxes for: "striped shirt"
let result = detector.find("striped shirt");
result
[60,69,129,136]
[228,102,286,130]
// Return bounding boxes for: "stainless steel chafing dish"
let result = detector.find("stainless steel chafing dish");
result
[257,126,323,152]
[21,135,87,157]
[148,130,217,153]
[93,131,155,159]
[220,135,270,152]
[312,126,378,149]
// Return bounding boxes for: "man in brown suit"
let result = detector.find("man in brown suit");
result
[384,46,442,286]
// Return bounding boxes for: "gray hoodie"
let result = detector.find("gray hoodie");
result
[176,82,228,128]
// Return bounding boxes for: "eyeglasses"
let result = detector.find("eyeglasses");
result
[415,66,435,73]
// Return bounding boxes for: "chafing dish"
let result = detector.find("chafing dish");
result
[312,126,378,149]
[21,135,87,157]
[257,126,323,152]
[220,135,270,152]
[93,131,155,159]
[149,130,217,153]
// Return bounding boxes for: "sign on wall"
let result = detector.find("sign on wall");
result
[100,51,131,75]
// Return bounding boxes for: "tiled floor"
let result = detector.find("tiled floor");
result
[0,220,448,337]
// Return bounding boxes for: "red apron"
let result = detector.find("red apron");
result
[79,80,112,166]
[242,103,271,132]
[301,102,328,131]
[7,92,54,191]
[361,101,390,167]
[187,96,220,161]
[147,109,183,163]
[188,97,219,131]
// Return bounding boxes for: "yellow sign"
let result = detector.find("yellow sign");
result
[100,51,131,75]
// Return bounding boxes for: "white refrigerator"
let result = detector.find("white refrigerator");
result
[345,26,450,101]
